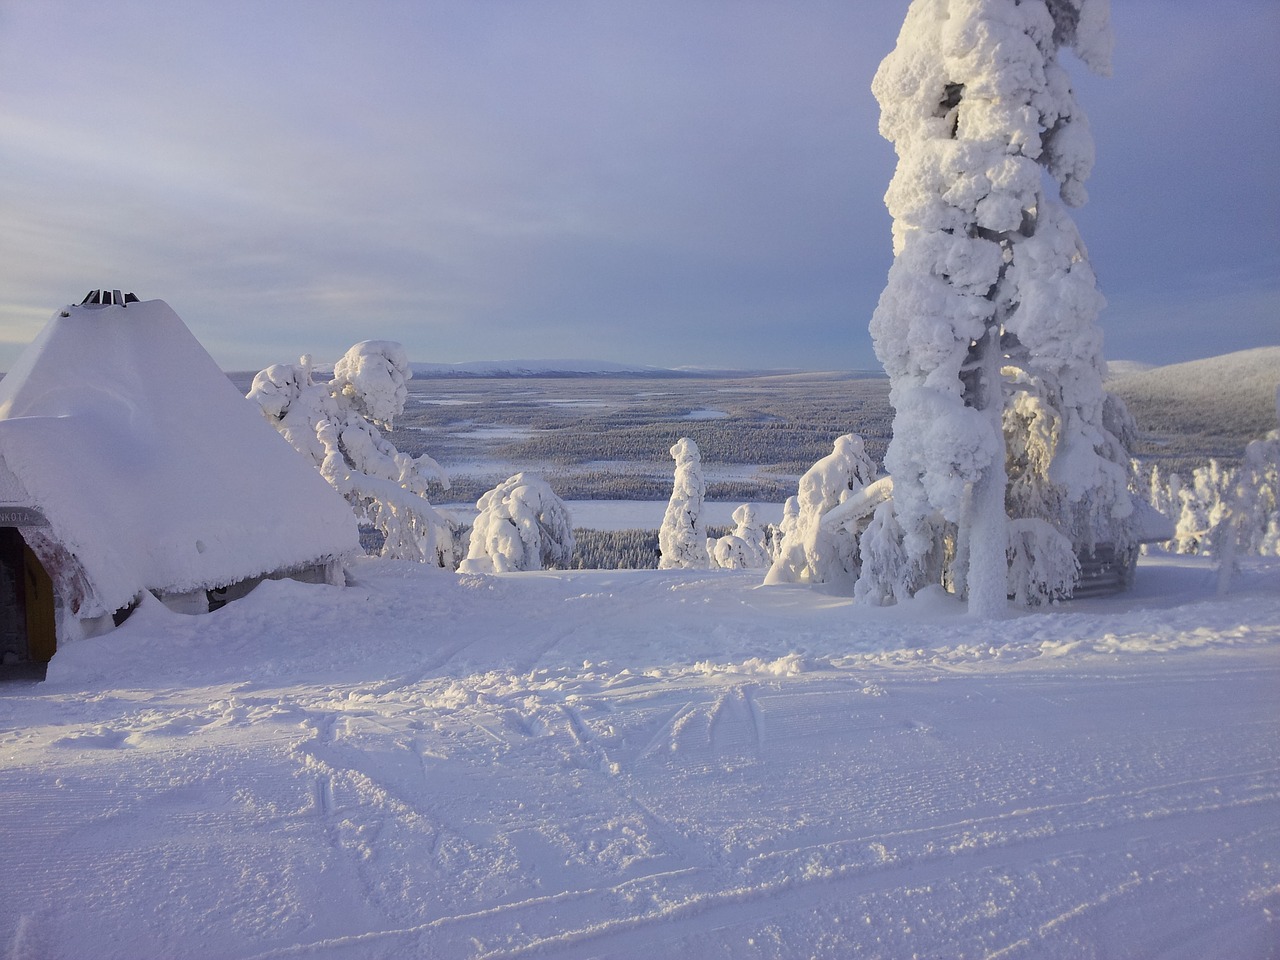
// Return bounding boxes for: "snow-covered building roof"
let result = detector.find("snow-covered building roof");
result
[0,297,359,622]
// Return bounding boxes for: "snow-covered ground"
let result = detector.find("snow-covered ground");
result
[2,554,1278,959]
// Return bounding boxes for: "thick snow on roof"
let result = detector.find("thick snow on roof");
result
[0,299,359,615]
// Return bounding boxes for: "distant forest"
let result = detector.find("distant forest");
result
[231,365,1272,561]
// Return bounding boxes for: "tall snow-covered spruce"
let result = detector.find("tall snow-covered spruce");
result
[867,0,1130,614]
[658,438,711,570]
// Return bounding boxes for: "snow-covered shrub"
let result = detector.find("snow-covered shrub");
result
[1231,428,1280,557]
[658,438,710,570]
[1207,400,1280,589]
[1145,464,1177,535]
[853,500,930,606]
[770,497,800,563]
[709,504,770,570]
[1170,460,1233,555]
[459,473,574,574]
[1145,424,1280,564]
[249,344,455,566]
[866,0,1126,614]
[764,434,877,587]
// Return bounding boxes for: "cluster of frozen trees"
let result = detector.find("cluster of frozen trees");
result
[249,342,456,566]
[652,421,1103,608]
[709,505,770,570]
[1144,423,1280,562]
[649,0,1144,610]
[858,0,1133,614]
[655,435,887,579]
[251,343,575,573]
[253,2,1275,612]
[655,438,774,572]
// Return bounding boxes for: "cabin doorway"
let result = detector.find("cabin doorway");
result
[0,527,56,666]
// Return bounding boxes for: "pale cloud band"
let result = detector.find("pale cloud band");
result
[1,1,1275,371]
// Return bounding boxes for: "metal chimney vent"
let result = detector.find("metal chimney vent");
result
[81,289,139,307]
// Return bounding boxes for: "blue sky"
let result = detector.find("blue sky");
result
[1,1,1276,372]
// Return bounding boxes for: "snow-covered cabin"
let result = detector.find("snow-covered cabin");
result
[0,294,359,665]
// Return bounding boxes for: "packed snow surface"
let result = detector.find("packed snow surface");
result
[2,555,1278,959]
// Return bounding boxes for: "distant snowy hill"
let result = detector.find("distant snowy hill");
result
[1110,346,1280,414]
[410,359,674,378]
[1103,359,1155,379]
[1109,346,1280,462]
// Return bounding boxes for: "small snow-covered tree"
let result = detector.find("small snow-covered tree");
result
[458,473,574,574]
[658,437,710,569]
[1210,396,1280,589]
[1141,462,1178,553]
[1172,460,1233,555]
[853,499,928,606]
[765,434,878,587]
[709,504,770,570]
[249,342,455,566]
[770,496,801,563]
[1236,431,1280,557]
[867,0,1127,615]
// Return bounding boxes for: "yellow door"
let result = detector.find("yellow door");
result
[23,543,56,662]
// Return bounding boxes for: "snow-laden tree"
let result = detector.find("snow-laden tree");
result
[1145,463,1178,535]
[458,473,575,574]
[1005,517,1079,606]
[1170,460,1233,555]
[770,497,801,563]
[709,504,770,570]
[867,0,1128,615]
[1231,431,1280,557]
[1147,429,1280,575]
[1001,371,1135,597]
[764,434,878,587]
[1139,463,1184,554]
[1209,394,1280,588]
[853,499,928,606]
[249,342,455,566]
[658,438,710,569]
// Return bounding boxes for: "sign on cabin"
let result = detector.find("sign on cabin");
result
[0,507,48,527]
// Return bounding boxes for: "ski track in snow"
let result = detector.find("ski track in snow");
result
[1,556,1278,959]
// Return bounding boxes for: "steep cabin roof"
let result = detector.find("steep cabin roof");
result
[0,297,359,618]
